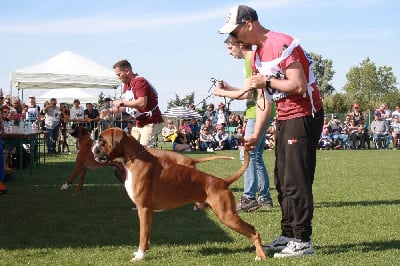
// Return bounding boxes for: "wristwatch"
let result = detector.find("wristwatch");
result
[266,75,274,88]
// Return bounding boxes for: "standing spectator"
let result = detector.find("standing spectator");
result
[124,121,134,136]
[70,99,85,127]
[202,103,216,124]
[390,115,400,149]
[214,102,229,128]
[44,98,61,154]
[58,103,71,154]
[370,112,391,149]
[84,103,100,139]
[213,35,274,212]
[219,4,323,257]
[391,103,400,118]
[111,59,163,147]
[349,103,364,126]
[11,96,23,114]
[376,102,392,127]
[100,97,114,130]
[25,95,40,123]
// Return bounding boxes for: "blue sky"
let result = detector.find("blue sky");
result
[0,0,398,112]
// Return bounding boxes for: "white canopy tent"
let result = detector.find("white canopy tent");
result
[10,51,121,99]
[36,88,97,105]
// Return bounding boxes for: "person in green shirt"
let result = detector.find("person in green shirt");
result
[213,36,276,212]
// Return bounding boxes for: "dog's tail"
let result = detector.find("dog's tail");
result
[224,135,250,186]
[192,155,234,164]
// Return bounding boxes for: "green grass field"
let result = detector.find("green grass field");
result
[1,145,399,265]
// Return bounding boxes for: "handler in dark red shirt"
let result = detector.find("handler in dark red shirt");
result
[112,59,163,147]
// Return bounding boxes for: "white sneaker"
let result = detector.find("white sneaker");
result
[206,147,212,152]
[263,236,295,252]
[274,240,315,258]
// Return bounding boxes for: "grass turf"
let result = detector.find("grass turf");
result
[1,145,399,265]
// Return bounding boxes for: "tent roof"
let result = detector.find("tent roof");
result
[36,88,97,105]
[10,51,120,90]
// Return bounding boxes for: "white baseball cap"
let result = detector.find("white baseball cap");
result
[219,5,258,34]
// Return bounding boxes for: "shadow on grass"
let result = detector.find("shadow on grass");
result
[1,161,235,250]
[316,199,400,208]
[319,239,400,254]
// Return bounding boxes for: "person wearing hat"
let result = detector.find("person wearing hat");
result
[219,5,324,257]
[370,112,391,149]
[349,103,364,126]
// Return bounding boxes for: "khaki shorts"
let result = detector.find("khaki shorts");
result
[130,123,163,147]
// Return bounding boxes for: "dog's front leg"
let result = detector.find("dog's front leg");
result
[131,206,153,262]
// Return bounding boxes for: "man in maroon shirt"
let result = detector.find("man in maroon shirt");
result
[112,59,163,147]
[219,5,324,258]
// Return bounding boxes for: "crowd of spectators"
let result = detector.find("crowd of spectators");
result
[318,102,400,150]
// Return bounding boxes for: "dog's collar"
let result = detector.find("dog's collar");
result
[129,147,147,161]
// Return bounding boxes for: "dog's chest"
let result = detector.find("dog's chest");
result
[124,166,135,202]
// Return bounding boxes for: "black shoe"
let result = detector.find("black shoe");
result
[258,198,273,210]
[236,197,260,212]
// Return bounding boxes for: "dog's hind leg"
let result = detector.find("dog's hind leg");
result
[208,191,266,261]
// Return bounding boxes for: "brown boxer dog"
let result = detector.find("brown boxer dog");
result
[92,128,266,262]
[61,127,234,192]
[60,126,125,192]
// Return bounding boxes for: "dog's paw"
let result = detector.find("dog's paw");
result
[130,249,145,262]
[60,183,70,190]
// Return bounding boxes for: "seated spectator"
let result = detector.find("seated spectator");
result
[390,115,400,150]
[161,120,178,142]
[318,126,335,150]
[173,128,191,152]
[358,120,371,149]
[370,112,391,149]
[328,115,348,149]
[199,127,216,152]
[178,119,193,144]
[229,114,243,128]
[347,118,361,149]
[188,117,200,148]
[214,125,231,150]
[202,118,215,136]
[230,125,244,149]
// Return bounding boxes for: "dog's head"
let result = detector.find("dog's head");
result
[92,128,126,164]
[70,126,90,139]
